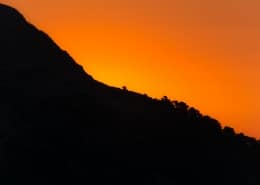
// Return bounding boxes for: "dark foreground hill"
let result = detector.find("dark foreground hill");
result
[0,4,259,185]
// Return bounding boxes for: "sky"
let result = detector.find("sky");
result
[2,0,260,137]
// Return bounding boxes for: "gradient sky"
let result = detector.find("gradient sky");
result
[2,0,260,137]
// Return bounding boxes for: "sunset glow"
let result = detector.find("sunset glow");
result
[3,0,260,137]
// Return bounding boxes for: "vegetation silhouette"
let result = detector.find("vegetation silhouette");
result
[0,3,259,185]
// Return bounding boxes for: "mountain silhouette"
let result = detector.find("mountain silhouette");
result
[0,4,259,185]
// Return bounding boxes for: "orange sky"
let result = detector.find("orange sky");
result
[2,0,260,138]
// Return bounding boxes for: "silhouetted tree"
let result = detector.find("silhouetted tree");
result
[223,126,235,137]
[122,86,128,91]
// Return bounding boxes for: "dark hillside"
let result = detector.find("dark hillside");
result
[0,4,259,185]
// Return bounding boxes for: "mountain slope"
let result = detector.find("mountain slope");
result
[0,4,95,97]
[0,4,259,185]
